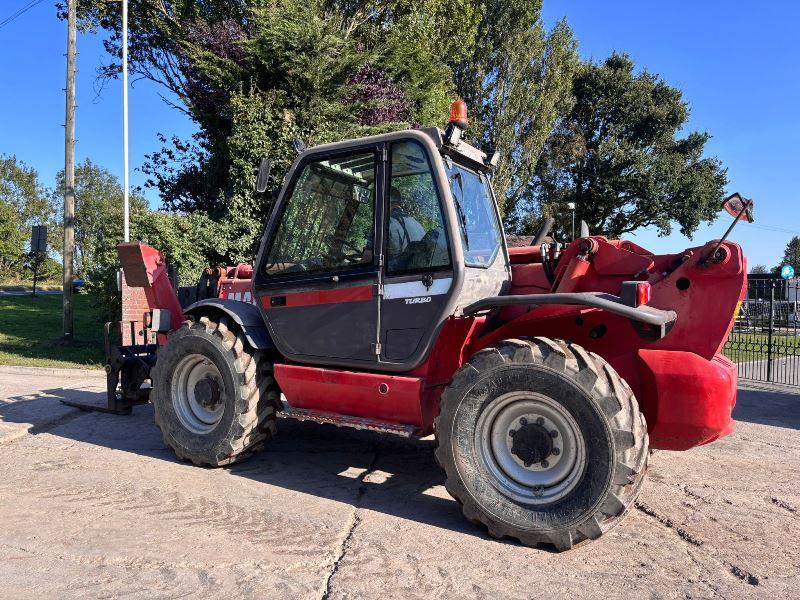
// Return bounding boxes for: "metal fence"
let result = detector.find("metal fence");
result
[724,276,800,385]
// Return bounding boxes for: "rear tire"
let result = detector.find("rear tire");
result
[151,315,280,466]
[435,337,648,550]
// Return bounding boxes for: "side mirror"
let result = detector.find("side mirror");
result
[722,193,754,223]
[256,158,272,193]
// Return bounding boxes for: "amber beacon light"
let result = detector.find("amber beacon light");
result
[449,99,468,129]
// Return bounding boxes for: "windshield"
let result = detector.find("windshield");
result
[444,161,503,267]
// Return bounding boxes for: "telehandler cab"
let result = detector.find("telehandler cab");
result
[77,101,750,550]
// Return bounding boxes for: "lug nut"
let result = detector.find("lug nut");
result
[550,429,558,438]
[509,429,516,437]
[519,417,528,425]
[536,417,544,426]
[551,448,560,456]
[524,461,532,468]
[541,460,549,468]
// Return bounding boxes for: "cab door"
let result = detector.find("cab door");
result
[254,145,384,365]
[379,140,455,367]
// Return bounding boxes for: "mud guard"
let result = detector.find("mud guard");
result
[184,298,275,351]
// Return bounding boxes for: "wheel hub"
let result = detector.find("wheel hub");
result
[509,421,554,467]
[476,392,587,504]
[171,354,225,435]
[194,377,221,410]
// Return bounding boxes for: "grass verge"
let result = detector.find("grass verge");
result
[0,277,62,292]
[723,331,800,363]
[0,294,105,369]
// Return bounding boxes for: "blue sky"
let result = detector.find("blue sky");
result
[1,1,798,268]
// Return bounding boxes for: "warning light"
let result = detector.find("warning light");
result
[449,99,468,129]
[636,281,652,307]
[621,281,652,307]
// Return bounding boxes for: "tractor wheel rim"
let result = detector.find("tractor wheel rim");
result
[476,391,586,504]
[171,353,225,435]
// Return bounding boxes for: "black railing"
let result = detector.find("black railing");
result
[724,275,800,385]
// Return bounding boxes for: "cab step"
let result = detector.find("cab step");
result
[277,403,419,438]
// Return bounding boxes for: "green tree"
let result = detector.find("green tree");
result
[54,159,147,277]
[452,1,578,220]
[52,160,217,319]
[66,2,727,254]
[0,200,26,276]
[526,53,728,239]
[749,264,769,275]
[775,236,800,275]
[67,0,576,259]
[0,155,52,277]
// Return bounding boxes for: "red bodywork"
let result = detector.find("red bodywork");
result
[127,235,746,451]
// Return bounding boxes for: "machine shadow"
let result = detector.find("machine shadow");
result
[733,386,800,430]
[2,389,496,542]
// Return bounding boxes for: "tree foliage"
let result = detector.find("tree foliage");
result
[524,53,727,239]
[0,200,26,277]
[452,1,578,220]
[776,236,800,275]
[68,0,576,259]
[66,2,727,262]
[53,159,148,277]
[52,161,220,319]
[0,155,52,277]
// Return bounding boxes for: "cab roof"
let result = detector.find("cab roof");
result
[301,127,490,172]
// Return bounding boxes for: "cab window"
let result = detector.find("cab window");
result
[387,141,451,275]
[444,162,502,267]
[264,151,375,277]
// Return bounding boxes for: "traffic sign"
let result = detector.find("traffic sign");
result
[30,225,47,254]
[781,264,795,280]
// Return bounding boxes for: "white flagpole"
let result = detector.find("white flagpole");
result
[122,0,130,242]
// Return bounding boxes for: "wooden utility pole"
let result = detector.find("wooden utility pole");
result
[63,0,76,339]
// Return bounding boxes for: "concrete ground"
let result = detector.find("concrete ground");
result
[0,366,798,599]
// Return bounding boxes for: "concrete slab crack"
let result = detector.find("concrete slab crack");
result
[318,447,380,600]
[635,501,762,588]
[770,496,797,515]
[727,562,760,586]
[634,500,704,547]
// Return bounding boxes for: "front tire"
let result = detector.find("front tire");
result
[151,315,279,466]
[435,337,648,550]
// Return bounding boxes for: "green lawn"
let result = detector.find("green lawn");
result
[0,294,105,369]
[723,331,800,363]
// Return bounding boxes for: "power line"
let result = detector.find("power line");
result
[0,0,47,31]
[749,223,800,236]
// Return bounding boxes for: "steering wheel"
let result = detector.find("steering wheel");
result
[339,239,362,255]
[325,235,364,263]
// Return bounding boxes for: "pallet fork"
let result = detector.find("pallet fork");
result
[60,320,157,415]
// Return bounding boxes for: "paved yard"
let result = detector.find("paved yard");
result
[0,366,798,599]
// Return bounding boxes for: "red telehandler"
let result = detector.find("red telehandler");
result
[68,101,752,550]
